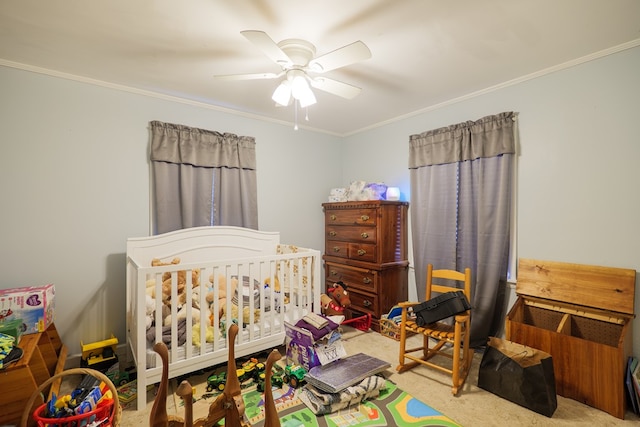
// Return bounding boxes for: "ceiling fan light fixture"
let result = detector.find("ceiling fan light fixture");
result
[290,73,308,96]
[224,31,371,114]
[290,73,316,107]
[272,80,291,106]
[298,88,316,108]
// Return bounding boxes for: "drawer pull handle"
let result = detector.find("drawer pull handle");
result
[363,277,371,284]
[330,214,337,221]
[333,247,341,253]
[363,300,372,307]
[330,270,338,276]
[360,215,369,221]
[361,232,369,239]
[329,231,337,237]
[357,249,366,256]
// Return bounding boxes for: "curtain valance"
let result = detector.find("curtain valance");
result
[150,120,256,170]
[409,111,516,168]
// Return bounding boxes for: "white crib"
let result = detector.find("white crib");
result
[126,226,321,410]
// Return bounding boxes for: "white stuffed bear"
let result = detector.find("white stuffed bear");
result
[145,294,156,330]
[164,306,201,327]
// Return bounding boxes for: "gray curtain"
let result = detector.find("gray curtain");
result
[409,112,516,348]
[150,120,258,234]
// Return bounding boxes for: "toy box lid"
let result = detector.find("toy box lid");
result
[516,259,636,316]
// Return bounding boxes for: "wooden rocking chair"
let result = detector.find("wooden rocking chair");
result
[396,264,473,395]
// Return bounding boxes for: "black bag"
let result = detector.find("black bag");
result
[478,337,557,417]
[412,291,471,326]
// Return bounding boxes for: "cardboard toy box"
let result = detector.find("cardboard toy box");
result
[284,321,346,371]
[0,284,55,334]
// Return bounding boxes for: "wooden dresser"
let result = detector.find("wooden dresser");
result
[322,200,409,332]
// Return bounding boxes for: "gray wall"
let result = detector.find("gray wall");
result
[1,45,638,358]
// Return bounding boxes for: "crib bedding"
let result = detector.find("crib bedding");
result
[143,309,302,368]
[126,226,321,411]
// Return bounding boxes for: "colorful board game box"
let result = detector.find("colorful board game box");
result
[0,284,55,334]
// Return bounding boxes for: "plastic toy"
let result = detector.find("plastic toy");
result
[205,357,268,392]
[241,357,265,380]
[256,364,284,392]
[80,334,119,373]
[206,367,249,392]
[206,371,227,392]
[104,363,135,386]
[283,364,307,388]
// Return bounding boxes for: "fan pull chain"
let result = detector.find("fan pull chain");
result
[294,99,299,130]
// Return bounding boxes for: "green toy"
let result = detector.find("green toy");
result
[283,364,307,389]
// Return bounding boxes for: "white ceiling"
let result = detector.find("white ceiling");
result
[1,0,639,136]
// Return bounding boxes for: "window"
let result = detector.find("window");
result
[149,121,258,234]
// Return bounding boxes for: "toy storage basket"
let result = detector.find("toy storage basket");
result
[21,367,121,427]
[379,317,401,341]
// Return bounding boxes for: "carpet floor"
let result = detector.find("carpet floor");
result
[111,326,640,426]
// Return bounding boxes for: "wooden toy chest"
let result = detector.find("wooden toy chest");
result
[505,259,636,419]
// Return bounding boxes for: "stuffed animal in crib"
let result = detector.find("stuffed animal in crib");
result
[164,305,201,327]
[263,276,286,312]
[320,281,351,316]
[206,274,232,318]
[145,294,155,329]
[145,294,170,330]
[145,258,178,301]
[205,275,260,325]
[178,284,202,309]
[227,303,260,325]
[147,257,201,303]
[192,322,217,347]
[155,257,201,287]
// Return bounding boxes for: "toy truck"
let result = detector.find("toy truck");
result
[241,357,265,381]
[283,364,307,389]
[80,334,119,373]
[256,364,285,392]
[206,371,228,392]
[105,363,136,386]
[206,367,251,392]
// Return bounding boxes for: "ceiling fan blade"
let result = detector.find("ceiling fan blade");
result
[308,41,371,73]
[309,77,362,99]
[241,30,292,66]
[214,72,282,81]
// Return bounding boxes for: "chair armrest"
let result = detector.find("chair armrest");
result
[454,311,470,323]
[397,301,418,308]
[397,302,418,326]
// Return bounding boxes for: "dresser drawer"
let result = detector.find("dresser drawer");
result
[325,263,377,293]
[348,288,379,316]
[325,241,349,259]
[324,241,377,262]
[325,208,377,226]
[326,225,376,243]
[348,243,376,262]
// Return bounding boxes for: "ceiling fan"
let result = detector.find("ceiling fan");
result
[215,30,372,108]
